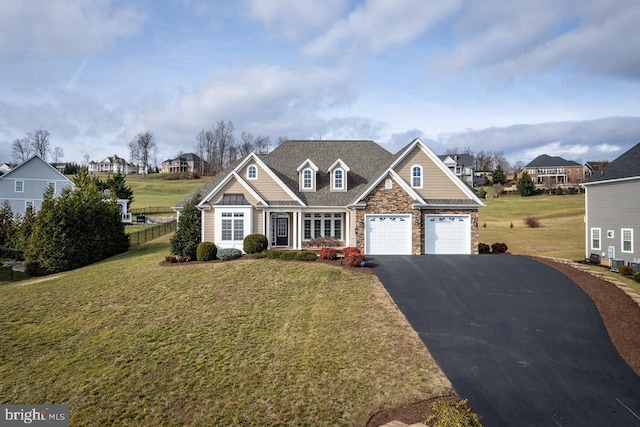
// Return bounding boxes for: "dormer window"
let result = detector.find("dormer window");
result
[247,164,257,180]
[334,169,343,189]
[411,165,423,188]
[303,168,313,189]
[297,159,319,192]
[327,159,350,192]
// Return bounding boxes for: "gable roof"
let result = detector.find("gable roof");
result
[0,154,72,183]
[525,154,581,168]
[583,142,640,185]
[164,153,204,163]
[438,154,474,167]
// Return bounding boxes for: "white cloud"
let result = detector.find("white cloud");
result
[596,144,621,153]
[0,0,145,57]
[247,0,349,40]
[304,0,460,58]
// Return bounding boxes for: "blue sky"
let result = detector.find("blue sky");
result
[2,0,640,167]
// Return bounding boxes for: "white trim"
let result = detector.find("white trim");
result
[302,168,313,190]
[197,171,267,209]
[411,164,423,189]
[296,158,319,172]
[15,180,24,193]
[591,227,601,251]
[246,164,258,180]
[333,168,344,190]
[581,175,640,186]
[621,228,633,253]
[327,158,350,172]
[214,206,252,251]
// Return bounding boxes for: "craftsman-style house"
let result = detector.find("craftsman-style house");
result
[174,138,484,255]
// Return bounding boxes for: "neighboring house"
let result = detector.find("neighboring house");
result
[584,161,609,178]
[161,153,208,174]
[582,142,640,268]
[89,155,136,174]
[0,162,15,175]
[438,154,475,187]
[0,154,74,217]
[518,154,586,187]
[173,138,484,255]
[51,162,67,174]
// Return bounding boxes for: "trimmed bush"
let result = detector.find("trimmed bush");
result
[217,248,243,261]
[296,251,318,261]
[476,188,487,199]
[554,187,564,195]
[491,242,508,253]
[266,250,284,259]
[243,234,268,254]
[196,242,217,261]
[252,251,267,259]
[343,247,366,267]
[478,243,490,254]
[567,187,577,195]
[524,216,541,228]
[280,251,298,260]
[425,399,482,427]
[319,247,338,260]
[618,265,633,276]
[633,272,640,283]
[302,236,342,248]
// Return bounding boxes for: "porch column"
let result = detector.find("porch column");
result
[345,210,351,247]
[292,211,299,249]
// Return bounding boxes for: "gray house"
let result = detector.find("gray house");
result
[438,154,475,187]
[0,155,74,217]
[582,142,640,269]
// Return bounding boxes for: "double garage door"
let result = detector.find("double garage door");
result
[365,214,470,255]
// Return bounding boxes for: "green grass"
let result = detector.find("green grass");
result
[478,192,585,260]
[0,235,451,426]
[126,175,207,208]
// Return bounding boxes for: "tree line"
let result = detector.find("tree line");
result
[10,130,64,163]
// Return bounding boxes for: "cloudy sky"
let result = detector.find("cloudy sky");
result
[2,0,640,167]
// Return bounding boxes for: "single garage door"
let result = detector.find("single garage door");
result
[365,214,412,255]
[425,215,470,254]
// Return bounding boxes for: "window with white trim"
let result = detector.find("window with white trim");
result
[247,165,257,180]
[334,169,343,189]
[411,165,422,188]
[47,181,56,193]
[591,228,601,250]
[622,228,633,253]
[221,212,244,241]
[303,213,343,240]
[303,168,312,189]
[15,180,24,192]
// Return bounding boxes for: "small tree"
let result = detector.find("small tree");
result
[492,165,507,185]
[517,171,536,196]
[0,200,16,251]
[103,171,134,206]
[170,194,201,259]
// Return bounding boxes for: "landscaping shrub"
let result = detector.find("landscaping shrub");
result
[425,399,482,427]
[302,236,342,248]
[319,247,338,260]
[343,247,366,267]
[170,193,201,259]
[478,243,490,254]
[296,251,318,261]
[567,187,577,195]
[266,250,284,259]
[280,251,298,260]
[217,248,243,261]
[491,242,508,253]
[554,187,564,195]
[342,247,360,257]
[252,251,267,259]
[633,272,640,283]
[196,242,217,261]
[477,188,487,199]
[243,234,268,254]
[618,265,633,276]
[524,216,541,228]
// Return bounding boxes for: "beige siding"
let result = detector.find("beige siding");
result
[208,178,260,205]
[240,163,293,201]
[203,210,215,242]
[394,148,468,199]
[253,209,264,235]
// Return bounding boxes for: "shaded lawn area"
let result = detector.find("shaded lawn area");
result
[0,235,450,426]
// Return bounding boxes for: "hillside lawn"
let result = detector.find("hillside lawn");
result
[0,235,451,426]
[125,174,207,208]
[478,192,586,261]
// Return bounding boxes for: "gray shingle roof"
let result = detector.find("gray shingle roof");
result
[525,154,581,168]
[585,142,640,183]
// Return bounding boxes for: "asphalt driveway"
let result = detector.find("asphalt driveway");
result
[371,255,640,427]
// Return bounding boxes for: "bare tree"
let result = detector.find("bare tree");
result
[212,120,235,174]
[239,131,255,157]
[11,137,33,162]
[29,130,51,159]
[51,146,64,163]
[255,135,271,154]
[129,131,156,176]
[82,154,91,166]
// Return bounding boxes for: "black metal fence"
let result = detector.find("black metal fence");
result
[129,206,175,215]
[129,221,177,246]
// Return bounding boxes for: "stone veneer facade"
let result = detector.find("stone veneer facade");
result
[350,175,480,255]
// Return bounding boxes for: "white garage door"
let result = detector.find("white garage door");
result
[425,215,470,254]
[365,214,412,255]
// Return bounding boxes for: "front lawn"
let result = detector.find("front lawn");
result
[0,235,450,426]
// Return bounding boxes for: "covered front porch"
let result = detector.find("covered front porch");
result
[263,209,351,250]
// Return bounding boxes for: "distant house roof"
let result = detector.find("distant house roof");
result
[584,161,609,173]
[525,154,581,168]
[438,154,474,167]
[584,142,640,184]
[165,153,203,163]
